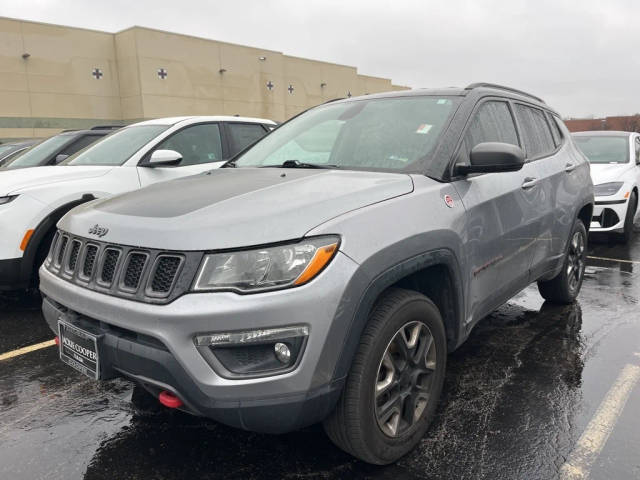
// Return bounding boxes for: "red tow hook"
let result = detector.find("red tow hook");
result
[158,390,183,409]
[54,336,60,346]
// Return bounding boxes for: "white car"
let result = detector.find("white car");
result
[573,131,640,242]
[0,115,275,290]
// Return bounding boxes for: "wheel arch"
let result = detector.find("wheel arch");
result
[577,202,593,233]
[20,194,96,284]
[331,248,465,383]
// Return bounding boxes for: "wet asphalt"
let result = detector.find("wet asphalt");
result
[1,229,639,480]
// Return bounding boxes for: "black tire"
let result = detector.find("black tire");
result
[537,219,587,304]
[323,288,447,464]
[617,191,637,244]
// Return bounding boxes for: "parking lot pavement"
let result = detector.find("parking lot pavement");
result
[1,231,639,479]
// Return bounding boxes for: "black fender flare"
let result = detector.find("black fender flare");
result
[20,194,96,283]
[329,247,465,384]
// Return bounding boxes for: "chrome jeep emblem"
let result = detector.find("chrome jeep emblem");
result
[88,224,109,238]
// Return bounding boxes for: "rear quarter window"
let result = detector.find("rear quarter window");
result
[514,104,556,160]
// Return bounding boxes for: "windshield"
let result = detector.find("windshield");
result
[233,96,459,172]
[573,135,629,164]
[64,125,169,166]
[3,135,68,169]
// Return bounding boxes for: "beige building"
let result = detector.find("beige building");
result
[0,17,408,140]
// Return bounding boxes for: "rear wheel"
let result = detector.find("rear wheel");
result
[323,288,447,464]
[617,191,637,244]
[537,219,587,304]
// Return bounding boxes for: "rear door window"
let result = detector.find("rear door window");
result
[226,123,268,155]
[459,100,519,164]
[155,123,223,166]
[60,135,102,157]
[514,104,556,160]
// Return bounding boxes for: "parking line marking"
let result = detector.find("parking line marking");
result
[559,361,640,479]
[586,255,640,265]
[0,339,56,361]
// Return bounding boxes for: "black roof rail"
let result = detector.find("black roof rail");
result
[60,129,78,133]
[90,125,125,130]
[465,83,545,104]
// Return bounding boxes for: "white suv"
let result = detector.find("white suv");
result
[573,131,640,243]
[0,115,275,290]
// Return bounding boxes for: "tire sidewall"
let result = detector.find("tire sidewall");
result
[356,296,447,463]
[565,219,587,298]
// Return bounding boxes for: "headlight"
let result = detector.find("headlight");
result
[193,235,340,293]
[0,195,17,205]
[593,182,624,196]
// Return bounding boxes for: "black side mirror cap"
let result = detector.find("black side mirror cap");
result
[456,142,525,175]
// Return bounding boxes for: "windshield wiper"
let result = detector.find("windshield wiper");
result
[262,160,340,169]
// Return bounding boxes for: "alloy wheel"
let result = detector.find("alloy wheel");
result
[374,321,437,437]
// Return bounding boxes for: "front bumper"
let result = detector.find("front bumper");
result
[39,252,360,433]
[590,197,629,232]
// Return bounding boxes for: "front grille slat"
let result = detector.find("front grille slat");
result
[83,245,99,278]
[56,236,69,266]
[100,249,120,285]
[123,252,147,290]
[150,256,182,294]
[45,230,198,304]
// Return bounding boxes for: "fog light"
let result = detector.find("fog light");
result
[274,342,291,364]
[194,325,308,376]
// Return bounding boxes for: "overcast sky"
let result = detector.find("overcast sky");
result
[2,0,639,118]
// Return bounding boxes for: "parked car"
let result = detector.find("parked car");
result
[0,139,41,166]
[0,126,122,170]
[0,116,274,290]
[572,131,640,242]
[38,84,593,464]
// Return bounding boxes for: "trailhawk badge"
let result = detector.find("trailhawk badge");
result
[444,194,455,208]
[88,224,109,237]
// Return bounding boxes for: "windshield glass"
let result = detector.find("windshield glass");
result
[573,135,629,164]
[64,125,169,166]
[3,136,68,169]
[233,96,459,172]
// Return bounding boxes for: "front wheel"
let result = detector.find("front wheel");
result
[537,219,587,304]
[323,288,447,464]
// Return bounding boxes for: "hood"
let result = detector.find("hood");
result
[59,168,414,250]
[0,166,113,196]
[589,162,634,185]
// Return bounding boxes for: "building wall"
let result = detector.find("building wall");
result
[565,115,640,133]
[0,17,409,140]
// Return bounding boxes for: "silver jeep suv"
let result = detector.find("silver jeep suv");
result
[40,83,594,464]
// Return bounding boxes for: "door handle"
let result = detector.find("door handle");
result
[565,162,577,173]
[521,177,538,189]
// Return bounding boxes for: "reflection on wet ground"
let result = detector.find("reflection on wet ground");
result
[1,232,639,479]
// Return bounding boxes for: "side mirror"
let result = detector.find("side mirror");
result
[456,142,525,175]
[54,154,69,164]
[144,149,183,167]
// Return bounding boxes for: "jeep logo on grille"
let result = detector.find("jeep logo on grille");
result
[88,224,109,238]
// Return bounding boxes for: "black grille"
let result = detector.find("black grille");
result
[100,249,120,285]
[67,240,81,272]
[45,230,203,304]
[56,236,68,266]
[83,245,98,278]
[151,256,182,293]
[48,232,60,263]
[123,253,147,289]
